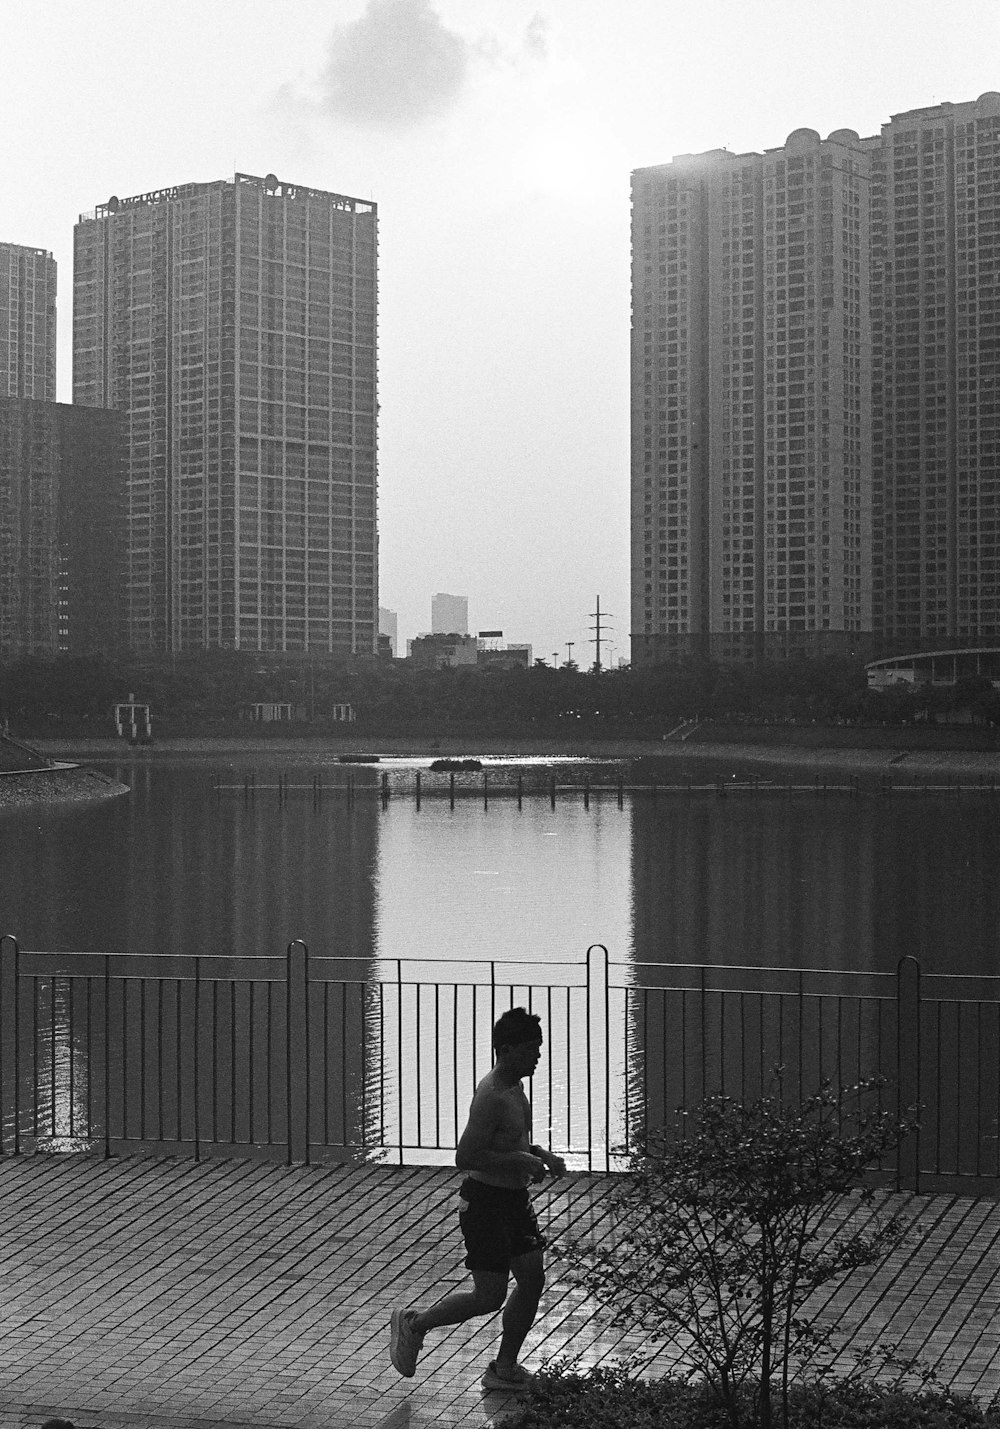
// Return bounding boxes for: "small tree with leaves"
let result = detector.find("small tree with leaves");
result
[557,1077,919,1429]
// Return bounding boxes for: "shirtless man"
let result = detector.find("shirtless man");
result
[389,1007,566,1390]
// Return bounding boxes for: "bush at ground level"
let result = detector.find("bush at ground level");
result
[502,1366,1000,1429]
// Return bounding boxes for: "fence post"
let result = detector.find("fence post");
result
[896,956,921,1193]
[286,941,310,1165]
[104,954,112,1159]
[0,935,18,1156]
[588,945,610,1173]
[192,955,201,1162]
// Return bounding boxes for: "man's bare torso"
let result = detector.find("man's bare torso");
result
[468,1068,532,1189]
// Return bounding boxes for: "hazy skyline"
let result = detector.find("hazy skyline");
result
[3,0,997,662]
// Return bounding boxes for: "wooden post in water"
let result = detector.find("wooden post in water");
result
[415,771,421,810]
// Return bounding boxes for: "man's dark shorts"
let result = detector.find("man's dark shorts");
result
[458,1177,546,1274]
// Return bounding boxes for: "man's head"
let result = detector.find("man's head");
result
[493,1006,543,1077]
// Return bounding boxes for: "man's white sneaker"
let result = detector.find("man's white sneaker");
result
[389,1307,424,1378]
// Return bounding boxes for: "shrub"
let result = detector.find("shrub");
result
[555,1078,920,1429]
[502,1366,1000,1429]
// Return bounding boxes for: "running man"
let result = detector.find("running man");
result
[389,1006,566,1391]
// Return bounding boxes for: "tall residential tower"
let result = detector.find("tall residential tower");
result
[631,129,872,665]
[632,93,1000,664]
[872,95,1000,645]
[73,172,378,656]
[0,242,57,401]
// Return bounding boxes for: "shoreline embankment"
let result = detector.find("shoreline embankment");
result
[21,732,1000,783]
[0,763,130,809]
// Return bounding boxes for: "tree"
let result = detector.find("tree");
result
[557,1078,918,1429]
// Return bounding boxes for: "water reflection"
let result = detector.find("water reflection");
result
[1,759,999,1163]
[630,794,1000,972]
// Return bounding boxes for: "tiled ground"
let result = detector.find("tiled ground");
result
[0,1155,999,1429]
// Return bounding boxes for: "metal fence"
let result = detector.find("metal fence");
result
[1,934,998,1192]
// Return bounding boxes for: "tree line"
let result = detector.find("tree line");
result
[2,651,998,735]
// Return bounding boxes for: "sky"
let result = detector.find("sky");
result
[2,0,999,665]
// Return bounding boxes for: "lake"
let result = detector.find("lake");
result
[1,750,998,976]
[2,749,999,1172]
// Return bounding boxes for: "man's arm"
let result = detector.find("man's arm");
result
[529,1143,567,1178]
[455,1089,544,1178]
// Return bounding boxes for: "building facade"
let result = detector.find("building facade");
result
[431,592,468,635]
[872,94,1000,646]
[0,398,125,659]
[631,129,873,665]
[73,172,378,657]
[0,243,57,402]
[632,92,1000,666]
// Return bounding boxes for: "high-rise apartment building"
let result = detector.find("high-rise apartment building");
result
[872,94,1000,644]
[431,592,468,635]
[0,243,57,401]
[632,92,1000,664]
[0,398,125,659]
[73,172,378,656]
[632,128,872,665]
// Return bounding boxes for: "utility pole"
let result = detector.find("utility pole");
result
[590,595,613,673]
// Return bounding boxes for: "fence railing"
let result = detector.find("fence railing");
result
[1,935,998,1192]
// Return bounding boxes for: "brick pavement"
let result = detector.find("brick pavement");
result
[0,1156,998,1429]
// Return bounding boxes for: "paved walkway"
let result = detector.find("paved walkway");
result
[0,1156,999,1429]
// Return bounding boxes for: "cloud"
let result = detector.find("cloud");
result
[319,0,470,128]
[524,15,548,60]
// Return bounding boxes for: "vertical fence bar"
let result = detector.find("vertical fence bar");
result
[193,955,201,1162]
[103,955,112,1158]
[585,949,593,1172]
[0,937,21,1156]
[396,960,405,1164]
[896,956,921,1193]
[286,941,310,1165]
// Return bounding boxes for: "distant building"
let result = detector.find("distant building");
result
[432,592,468,635]
[477,643,532,670]
[0,243,56,401]
[74,172,378,657]
[866,648,1000,690]
[409,633,479,669]
[0,398,125,659]
[378,606,398,657]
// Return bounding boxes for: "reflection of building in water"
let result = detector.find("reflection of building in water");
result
[630,798,879,971]
[627,796,887,1136]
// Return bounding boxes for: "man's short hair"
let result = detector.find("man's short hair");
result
[493,1006,542,1051]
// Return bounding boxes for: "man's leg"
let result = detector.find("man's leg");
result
[412,1270,507,1334]
[495,1250,545,1372]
